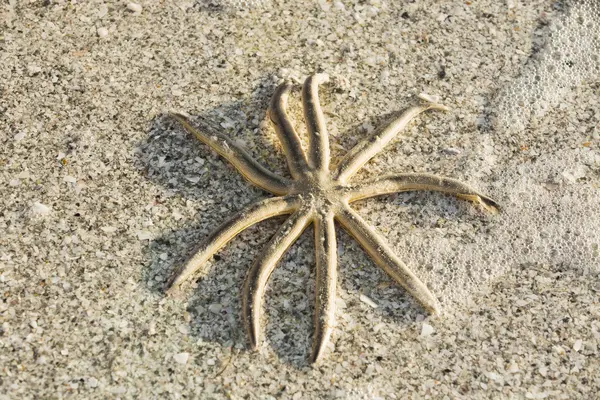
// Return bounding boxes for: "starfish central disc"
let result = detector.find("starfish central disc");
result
[292,171,344,212]
[165,74,499,363]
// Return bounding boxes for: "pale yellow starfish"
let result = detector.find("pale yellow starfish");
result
[166,74,498,363]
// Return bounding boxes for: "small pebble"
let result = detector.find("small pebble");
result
[208,303,222,314]
[359,294,378,308]
[127,2,143,13]
[173,352,189,365]
[14,132,26,141]
[26,64,41,76]
[87,377,99,388]
[318,0,331,12]
[486,371,499,381]
[573,339,583,352]
[97,27,109,38]
[137,231,153,240]
[98,4,108,18]
[333,1,346,11]
[442,147,462,155]
[420,323,435,337]
[178,325,189,335]
[31,202,51,215]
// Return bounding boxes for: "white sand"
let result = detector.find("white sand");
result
[1,1,599,398]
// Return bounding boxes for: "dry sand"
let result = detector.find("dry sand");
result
[1,1,599,398]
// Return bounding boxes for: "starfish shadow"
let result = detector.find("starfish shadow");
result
[261,191,486,368]
[134,76,283,294]
[135,79,484,368]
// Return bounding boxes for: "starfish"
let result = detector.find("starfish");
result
[165,74,498,363]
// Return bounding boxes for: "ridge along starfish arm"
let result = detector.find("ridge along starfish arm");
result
[165,74,499,363]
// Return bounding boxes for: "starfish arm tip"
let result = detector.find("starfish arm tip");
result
[457,193,500,214]
[243,296,262,351]
[309,349,325,364]
[248,335,259,351]
[310,325,333,364]
[418,93,450,112]
[164,274,182,295]
[428,302,442,316]
[417,290,441,315]
[479,195,500,213]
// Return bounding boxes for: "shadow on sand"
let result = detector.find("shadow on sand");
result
[134,76,486,368]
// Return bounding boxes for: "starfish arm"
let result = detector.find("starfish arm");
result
[345,173,499,212]
[242,209,312,350]
[165,195,301,293]
[336,205,440,314]
[269,81,310,179]
[334,102,448,183]
[169,112,291,195]
[302,74,331,171]
[311,211,338,363]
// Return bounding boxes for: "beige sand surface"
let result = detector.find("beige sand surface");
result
[1,1,599,398]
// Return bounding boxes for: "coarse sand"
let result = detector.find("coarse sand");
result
[1,1,599,398]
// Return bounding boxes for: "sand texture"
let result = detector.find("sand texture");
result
[1,1,599,398]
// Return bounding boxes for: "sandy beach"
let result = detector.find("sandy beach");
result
[1,1,599,398]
